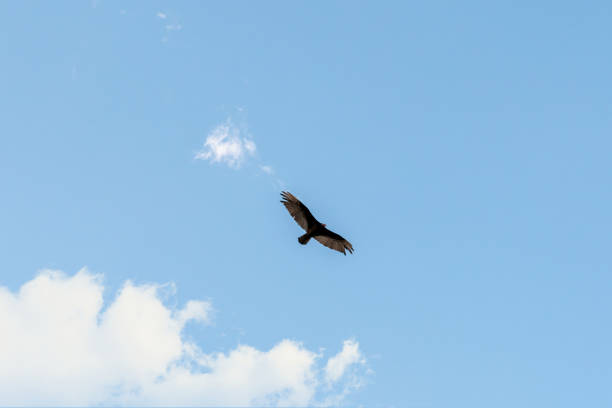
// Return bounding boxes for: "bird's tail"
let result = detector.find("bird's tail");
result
[298,233,311,245]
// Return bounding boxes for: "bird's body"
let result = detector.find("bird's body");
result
[280,191,353,255]
[298,223,325,245]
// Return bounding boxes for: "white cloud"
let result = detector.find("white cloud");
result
[157,11,167,19]
[321,340,368,407]
[177,300,211,327]
[195,121,257,169]
[324,339,365,384]
[0,269,367,406]
[166,24,183,31]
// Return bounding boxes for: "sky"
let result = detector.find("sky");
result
[1,1,611,406]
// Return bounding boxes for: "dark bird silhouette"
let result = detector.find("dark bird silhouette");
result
[280,191,354,255]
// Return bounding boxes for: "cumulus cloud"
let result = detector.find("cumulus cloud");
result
[0,269,367,406]
[324,339,365,384]
[195,121,257,169]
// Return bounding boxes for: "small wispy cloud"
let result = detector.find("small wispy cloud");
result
[156,12,182,42]
[196,117,286,190]
[195,121,256,169]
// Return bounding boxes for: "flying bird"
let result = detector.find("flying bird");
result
[280,191,354,255]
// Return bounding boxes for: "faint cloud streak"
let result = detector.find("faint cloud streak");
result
[260,165,274,175]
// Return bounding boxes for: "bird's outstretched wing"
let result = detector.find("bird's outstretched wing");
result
[314,227,354,255]
[280,191,318,231]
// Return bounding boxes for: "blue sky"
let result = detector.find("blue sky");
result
[1,1,611,406]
